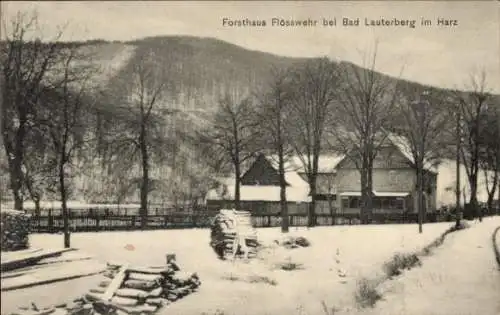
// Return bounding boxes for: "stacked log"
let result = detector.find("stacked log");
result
[1,209,31,251]
[9,256,201,315]
[210,209,259,260]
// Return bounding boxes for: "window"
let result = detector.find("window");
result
[388,170,397,181]
[381,198,390,208]
[349,197,360,208]
[342,197,350,209]
[391,198,404,210]
[315,194,337,201]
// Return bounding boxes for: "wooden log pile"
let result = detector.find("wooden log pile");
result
[210,209,259,260]
[8,256,201,315]
[1,209,31,252]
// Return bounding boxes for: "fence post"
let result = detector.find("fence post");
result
[96,216,100,232]
[48,209,54,233]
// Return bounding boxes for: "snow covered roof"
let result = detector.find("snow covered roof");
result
[266,154,344,179]
[386,133,439,173]
[339,191,410,197]
[374,191,410,197]
[206,185,311,202]
[263,155,309,187]
[0,208,27,215]
[289,155,345,174]
[339,191,362,197]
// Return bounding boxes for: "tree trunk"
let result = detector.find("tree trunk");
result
[497,177,500,214]
[360,156,373,224]
[308,180,316,228]
[5,148,24,211]
[5,114,27,211]
[486,170,498,214]
[328,194,335,219]
[34,198,41,217]
[234,162,241,210]
[416,166,424,233]
[360,167,368,225]
[366,161,374,224]
[59,161,70,248]
[278,152,288,233]
[140,125,149,230]
[469,170,480,221]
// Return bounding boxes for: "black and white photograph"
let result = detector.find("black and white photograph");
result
[1,1,499,314]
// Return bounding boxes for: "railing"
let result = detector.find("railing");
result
[26,210,458,233]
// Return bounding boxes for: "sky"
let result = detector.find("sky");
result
[1,1,499,93]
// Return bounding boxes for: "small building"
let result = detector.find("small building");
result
[206,154,311,214]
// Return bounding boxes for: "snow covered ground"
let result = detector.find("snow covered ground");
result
[2,222,459,315]
[343,216,500,315]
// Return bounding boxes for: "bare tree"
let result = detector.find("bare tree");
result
[288,58,339,227]
[330,46,401,224]
[36,44,97,248]
[1,11,64,210]
[105,52,171,229]
[200,94,261,210]
[479,97,500,213]
[22,135,58,215]
[453,71,491,221]
[257,67,294,233]
[395,86,449,233]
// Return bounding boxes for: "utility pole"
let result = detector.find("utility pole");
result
[417,96,426,234]
[418,118,424,234]
[455,104,462,227]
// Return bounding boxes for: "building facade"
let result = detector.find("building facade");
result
[206,135,438,219]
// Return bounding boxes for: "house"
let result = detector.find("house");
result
[206,154,311,214]
[334,134,438,218]
[206,134,439,219]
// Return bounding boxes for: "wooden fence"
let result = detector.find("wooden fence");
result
[26,209,454,233]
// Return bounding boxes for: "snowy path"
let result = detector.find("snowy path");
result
[353,216,500,315]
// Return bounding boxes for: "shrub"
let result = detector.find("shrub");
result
[354,278,382,308]
[450,220,470,231]
[222,273,278,286]
[247,275,278,286]
[295,236,311,247]
[320,301,339,315]
[275,256,304,271]
[277,261,304,271]
[1,209,30,251]
[383,253,421,277]
[221,273,240,281]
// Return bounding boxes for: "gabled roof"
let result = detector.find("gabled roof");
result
[386,133,439,173]
[266,154,345,175]
[263,155,309,187]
